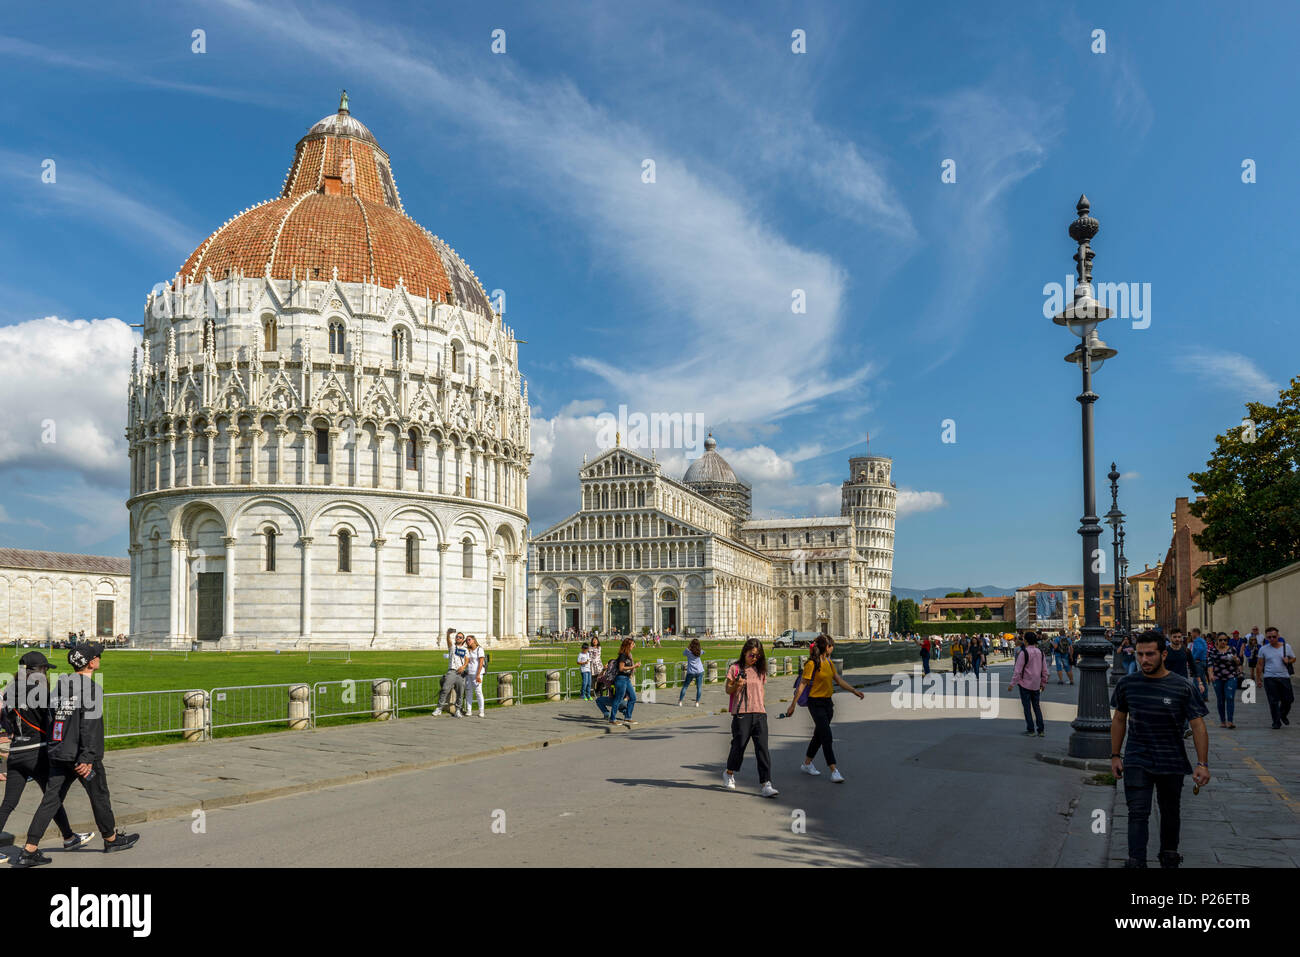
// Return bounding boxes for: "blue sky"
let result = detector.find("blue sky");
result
[0,0,1295,590]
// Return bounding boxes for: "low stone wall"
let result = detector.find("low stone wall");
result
[1186,560,1300,639]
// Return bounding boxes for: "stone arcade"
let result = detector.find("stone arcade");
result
[127,96,530,649]
[527,438,896,639]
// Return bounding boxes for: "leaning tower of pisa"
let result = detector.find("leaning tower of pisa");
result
[841,455,897,636]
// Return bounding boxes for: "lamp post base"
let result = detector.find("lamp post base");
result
[1069,628,1114,758]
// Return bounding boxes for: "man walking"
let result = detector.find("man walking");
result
[11,642,138,868]
[1009,632,1049,736]
[433,632,469,717]
[1189,628,1209,701]
[1111,630,1210,868]
[1053,633,1074,685]
[1254,627,1295,729]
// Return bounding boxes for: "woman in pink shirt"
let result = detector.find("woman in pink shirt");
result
[722,638,778,798]
[1009,631,1050,736]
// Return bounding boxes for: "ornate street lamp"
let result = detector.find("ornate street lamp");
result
[1054,195,1119,759]
[1106,463,1126,685]
[1118,526,1130,633]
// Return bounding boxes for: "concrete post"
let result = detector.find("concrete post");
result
[498,672,515,707]
[545,670,561,701]
[654,662,667,688]
[706,660,719,683]
[288,683,311,730]
[182,691,207,742]
[372,679,393,720]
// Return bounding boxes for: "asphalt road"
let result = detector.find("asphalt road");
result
[42,661,1089,867]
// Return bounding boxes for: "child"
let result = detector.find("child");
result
[578,643,593,700]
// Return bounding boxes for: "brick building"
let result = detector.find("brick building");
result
[919,595,1015,622]
[1154,497,1212,633]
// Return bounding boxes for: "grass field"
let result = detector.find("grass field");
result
[0,640,919,750]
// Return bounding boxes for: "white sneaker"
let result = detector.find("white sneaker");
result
[722,771,736,790]
[799,762,820,776]
[694,701,700,708]
[677,700,683,707]
[454,710,465,718]
[432,708,442,716]
[830,769,845,783]
[760,782,780,798]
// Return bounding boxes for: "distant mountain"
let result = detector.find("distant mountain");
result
[892,585,1019,602]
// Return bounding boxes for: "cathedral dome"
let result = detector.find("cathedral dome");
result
[175,93,495,316]
[682,433,738,485]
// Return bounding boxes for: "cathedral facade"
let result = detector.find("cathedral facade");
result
[127,96,530,649]
[527,438,896,639]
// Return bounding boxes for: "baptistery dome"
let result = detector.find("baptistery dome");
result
[177,92,494,317]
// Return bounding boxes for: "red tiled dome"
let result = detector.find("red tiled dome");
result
[178,94,493,314]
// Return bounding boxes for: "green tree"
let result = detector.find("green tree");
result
[897,599,919,633]
[944,609,958,621]
[945,591,965,598]
[889,594,899,631]
[961,609,976,621]
[979,606,992,620]
[1188,377,1300,602]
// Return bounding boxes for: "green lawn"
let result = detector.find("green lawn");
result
[0,640,917,750]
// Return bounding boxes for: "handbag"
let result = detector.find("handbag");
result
[794,658,820,707]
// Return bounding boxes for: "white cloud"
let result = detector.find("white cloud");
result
[0,317,136,486]
[896,489,948,517]
[1175,351,1279,402]
[1120,471,1140,481]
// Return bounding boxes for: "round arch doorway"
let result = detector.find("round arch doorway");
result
[659,589,679,635]
[563,591,581,632]
[607,578,631,634]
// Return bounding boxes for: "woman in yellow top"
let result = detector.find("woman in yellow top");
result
[785,635,864,782]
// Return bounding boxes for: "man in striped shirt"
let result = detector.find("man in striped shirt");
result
[1110,630,1210,868]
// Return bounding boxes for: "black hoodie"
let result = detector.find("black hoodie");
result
[47,672,105,764]
[0,670,56,762]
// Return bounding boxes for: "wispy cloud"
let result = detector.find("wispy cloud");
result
[1176,350,1280,401]
[896,489,947,517]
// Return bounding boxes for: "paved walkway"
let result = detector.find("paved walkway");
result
[1104,675,1300,867]
[2,659,909,842]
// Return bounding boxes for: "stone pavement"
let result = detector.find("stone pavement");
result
[1,659,910,842]
[1103,675,1300,867]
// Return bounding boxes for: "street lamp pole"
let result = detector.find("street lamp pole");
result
[1106,464,1126,686]
[1054,195,1119,760]
[1118,526,1130,634]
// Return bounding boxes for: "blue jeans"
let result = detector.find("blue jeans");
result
[1125,658,1138,675]
[580,672,592,699]
[970,657,981,679]
[679,671,703,702]
[1018,686,1044,733]
[596,692,628,719]
[1213,677,1237,723]
[608,675,636,721]
[1054,653,1072,673]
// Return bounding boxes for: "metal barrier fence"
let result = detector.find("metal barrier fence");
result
[210,683,311,732]
[394,674,442,714]
[102,688,206,741]
[313,677,389,721]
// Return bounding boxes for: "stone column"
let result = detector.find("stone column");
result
[222,535,236,638]
[330,427,344,486]
[275,426,289,484]
[373,537,386,639]
[506,553,520,639]
[166,431,177,488]
[225,428,239,485]
[374,433,387,488]
[300,428,314,486]
[438,542,449,640]
[184,428,195,486]
[417,438,427,492]
[438,441,450,494]
[204,428,217,485]
[299,536,313,637]
[169,538,186,639]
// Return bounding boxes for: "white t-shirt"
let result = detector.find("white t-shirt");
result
[465,645,486,679]
[1257,640,1293,678]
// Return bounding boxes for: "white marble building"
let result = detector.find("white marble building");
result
[527,441,896,639]
[127,96,530,649]
[0,549,131,643]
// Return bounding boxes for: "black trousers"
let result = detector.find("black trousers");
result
[805,697,836,766]
[1123,765,1184,860]
[1263,676,1295,726]
[0,752,74,840]
[25,759,116,846]
[726,713,771,782]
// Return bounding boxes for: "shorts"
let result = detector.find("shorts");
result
[1054,653,1072,672]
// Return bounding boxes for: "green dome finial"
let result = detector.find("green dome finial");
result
[339,89,349,114]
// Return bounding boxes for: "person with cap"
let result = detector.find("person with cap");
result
[0,652,93,853]
[11,641,138,868]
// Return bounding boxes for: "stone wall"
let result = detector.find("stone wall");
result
[1186,560,1300,640]
[0,567,131,642]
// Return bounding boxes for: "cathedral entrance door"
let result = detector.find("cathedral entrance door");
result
[661,606,678,634]
[492,587,503,639]
[197,572,224,642]
[565,608,580,631]
[609,598,630,634]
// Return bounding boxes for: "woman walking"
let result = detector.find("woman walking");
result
[785,636,864,782]
[607,637,638,726]
[1208,633,1243,729]
[722,638,778,797]
[678,638,705,707]
[1118,634,1137,675]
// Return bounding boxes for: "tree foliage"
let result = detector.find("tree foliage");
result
[1188,377,1300,602]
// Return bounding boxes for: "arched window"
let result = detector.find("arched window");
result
[265,528,277,571]
[793,594,801,611]
[329,321,345,355]
[338,530,352,573]
[462,539,473,578]
[392,328,407,363]
[151,532,160,576]
[451,341,464,374]
[406,533,419,574]
[262,316,277,352]
[406,429,418,470]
